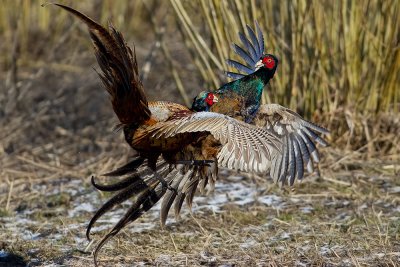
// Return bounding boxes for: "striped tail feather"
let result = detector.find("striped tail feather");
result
[51,3,151,126]
[88,157,218,266]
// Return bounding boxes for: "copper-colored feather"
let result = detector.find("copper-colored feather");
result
[49,4,330,267]
[53,3,150,125]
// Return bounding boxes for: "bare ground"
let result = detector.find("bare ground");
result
[0,144,399,266]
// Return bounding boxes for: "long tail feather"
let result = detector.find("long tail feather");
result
[89,158,217,264]
[102,156,145,177]
[91,175,141,192]
[51,3,151,125]
[93,185,164,267]
[86,178,148,240]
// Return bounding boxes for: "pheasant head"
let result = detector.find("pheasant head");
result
[255,54,279,74]
[191,91,219,112]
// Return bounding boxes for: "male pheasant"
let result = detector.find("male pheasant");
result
[51,4,328,265]
[192,21,278,123]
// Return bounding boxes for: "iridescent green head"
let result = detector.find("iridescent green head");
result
[191,91,219,112]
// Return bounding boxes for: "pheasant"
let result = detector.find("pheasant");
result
[51,4,328,265]
[50,4,282,264]
[192,21,278,123]
[192,22,329,185]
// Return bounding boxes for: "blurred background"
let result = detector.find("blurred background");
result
[0,0,399,266]
[1,1,399,160]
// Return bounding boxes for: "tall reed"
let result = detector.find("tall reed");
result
[171,0,399,119]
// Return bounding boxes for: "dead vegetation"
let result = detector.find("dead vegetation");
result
[0,1,399,266]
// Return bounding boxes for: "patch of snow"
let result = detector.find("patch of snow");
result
[295,261,309,267]
[290,197,302,203]
[240,238,257,249]
[298,244,311,253]
[333,212,351,222]
[21,230,41,240]
[319,244,331,256]
[205,194,229,206]
[199,251,216,262]
[155,254,171,264]
[73,236,88,246]
[257,195,282,206]
[130,222,155,233]
[341,259,352,266]
[358,203,368,211]
[279,232,291,240]
[300,206,314,214]
[227,175,246,182]
[28,248,40,255]
[388,186,400,194]
[89,224,111,233]
[64,188,78,196]
[68,202,95,217]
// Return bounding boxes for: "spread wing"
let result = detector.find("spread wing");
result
[254,104,329,186]
[226,21,265,80]
[148,112,282,173]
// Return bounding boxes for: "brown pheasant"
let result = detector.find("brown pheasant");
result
[49,4,329,265]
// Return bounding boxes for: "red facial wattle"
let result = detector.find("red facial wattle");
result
[206,94,214,106]
[262,57,275,69]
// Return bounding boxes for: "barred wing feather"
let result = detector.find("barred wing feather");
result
[254,104,329,186]
[149,112,282,173]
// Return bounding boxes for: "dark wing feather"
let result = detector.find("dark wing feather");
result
[225,21,266,79]
[147,111,282,173]
[238,32,258,61]
[255,21,265,57]
[231,44,256,66]
[246,24,262,57]
[225,71,246,80]
[226,59,254,74]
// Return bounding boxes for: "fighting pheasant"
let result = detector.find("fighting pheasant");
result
[50,4,328,265]
[50,4,282,263]
[192,21,278,123]
[192,23,329,185]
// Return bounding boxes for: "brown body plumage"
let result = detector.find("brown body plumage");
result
[51,4,286,265]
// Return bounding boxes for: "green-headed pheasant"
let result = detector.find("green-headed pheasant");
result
[192,21,278,123]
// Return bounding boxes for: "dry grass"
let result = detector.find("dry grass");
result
[0,147,399,266]
[172,0,400,114]
[172,0,400,155]
[0,1,399,266]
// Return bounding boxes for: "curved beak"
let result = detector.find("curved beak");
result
[213,95,219,103]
